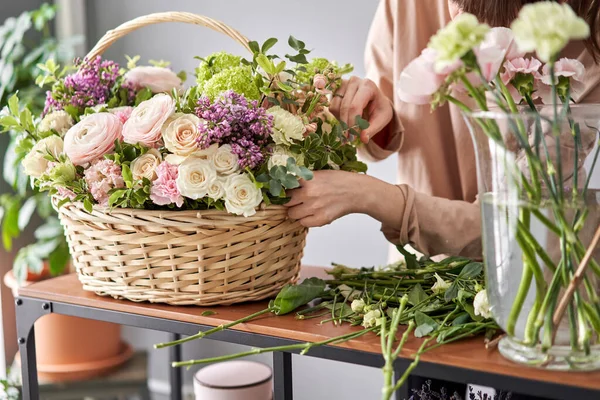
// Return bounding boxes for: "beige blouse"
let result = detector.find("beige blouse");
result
[361,0,600,258]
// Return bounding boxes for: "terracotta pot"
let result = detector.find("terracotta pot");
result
[4,271,129,382]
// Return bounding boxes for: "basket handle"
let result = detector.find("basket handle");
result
[85,11,251,60]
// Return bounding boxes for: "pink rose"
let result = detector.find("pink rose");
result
[124,66,183,94]
[150,161,183,207]
[84,159,125,206]
[122,94,175,148]
[538,58,586,104]
[64,112,123,166]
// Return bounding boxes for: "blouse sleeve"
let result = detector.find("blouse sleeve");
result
[360,0,404,162]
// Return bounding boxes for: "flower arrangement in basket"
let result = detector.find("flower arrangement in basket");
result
[3,13,368,306]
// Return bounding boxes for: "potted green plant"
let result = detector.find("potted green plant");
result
[0,4,128,382]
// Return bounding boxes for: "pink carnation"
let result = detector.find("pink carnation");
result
[538,58,586,104]
[56,186,76,200]
[84,159,125,206]
[150,162,184,207]
[500,57,543,102]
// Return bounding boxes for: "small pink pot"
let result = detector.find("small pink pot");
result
[193,360,273,400]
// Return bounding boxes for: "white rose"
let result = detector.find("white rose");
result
[131,148,162,181]
[211,144,239,175]
[207,177,226,200]
[38,110,74,136]
[474,289,492,319]
[224,173,263,217]
[362,309,382,328]
[351,299,366,313]
[162,113,204,156]
[268,146,303,170]
[431,273,451,294]
[21,136,64,178]
[267,106,305,145]
[164,154,187,165]
[511,2,590,62]
[176,157,217,200]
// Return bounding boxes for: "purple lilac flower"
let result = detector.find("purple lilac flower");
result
[195,91,273,169]
[44,56,134,115]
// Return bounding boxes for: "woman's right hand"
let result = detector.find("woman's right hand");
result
[329,76,394,144]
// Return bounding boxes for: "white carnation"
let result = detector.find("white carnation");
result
[511,2,590,62]
[176,157,217,200]
[224,173,263,217]
[474,289,492,319]
[38,110,74,136]
[21,136,64,178]
[211,144,239,175]
[267,106,305,145]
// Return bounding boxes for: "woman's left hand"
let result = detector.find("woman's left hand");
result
[285,170,363,227]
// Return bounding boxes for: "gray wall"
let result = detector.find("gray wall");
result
[84,1,394,399]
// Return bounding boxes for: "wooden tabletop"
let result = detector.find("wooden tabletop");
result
[18,267,600,392]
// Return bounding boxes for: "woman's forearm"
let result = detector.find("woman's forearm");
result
[356,175,405,228]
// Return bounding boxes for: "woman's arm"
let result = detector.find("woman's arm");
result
[286,171,482,259]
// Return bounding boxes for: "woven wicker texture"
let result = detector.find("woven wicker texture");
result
[56,12,307,305]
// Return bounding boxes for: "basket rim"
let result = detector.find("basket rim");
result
[53,197,289,218]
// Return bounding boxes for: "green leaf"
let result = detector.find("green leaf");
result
[261,37,278,53]
[276,81,293,92]
[458,262,483,280]
[341,160,368,173]
[7,94,19,116]
[296,167,313,180]
[256,54,275,75]
[122,164,133,184]
[13,249,28,284]
[444,281,459,302]
[134,87,152,106]
[256,173,269,183]
[280,174,300,189]
[48,240,70,276]
[452,312,472,326]
[355,115,370,130]
[270,165,287,181]
[269,179,282,197]
[271,277,326,315]
[414,311,438,338]
[408,283,428,306]
[288,36,305,51]
[17,197,36,231]
[248,40,260,54]
[83,198,93,213]
[396,245,419,269]
[1,197,20,251]
[34,218,63,240]
[201,310,217,317]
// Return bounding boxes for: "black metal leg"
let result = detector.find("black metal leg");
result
[169,333,183,400]
[394,363,410,400]
[273,351,293,400]
[15,298,52,400]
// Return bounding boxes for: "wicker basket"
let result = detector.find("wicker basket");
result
[56,12,308,306]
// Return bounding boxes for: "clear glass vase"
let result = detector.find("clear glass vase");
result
[463,105,600,370]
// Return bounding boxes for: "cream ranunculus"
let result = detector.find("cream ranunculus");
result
[428,13,490,72]
[474,289,492,319]
[131,148,162,181]
[176,157,217,200]
[223,173,263,217]
[123,94,175,147]
[64,112,123,166]
[207,177,226,200]
[267,106,305,145]
[162,113,203,156]
[267,146,303,170]
[38,110,74,136]
[124,66,183,94]
[211,144,239,175]
[21,136,64,178]
[511,2,590,62]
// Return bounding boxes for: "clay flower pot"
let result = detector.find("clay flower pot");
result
[4,270,132,382]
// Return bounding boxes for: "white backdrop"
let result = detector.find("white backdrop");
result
[84,1,396,398]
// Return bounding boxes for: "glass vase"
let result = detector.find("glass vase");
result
[463,105,600,370]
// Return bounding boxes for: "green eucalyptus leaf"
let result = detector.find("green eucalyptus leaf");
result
[269,179,282,197]
[414,311,438,338]
[355,115,370,130]
[280,174,300,189]
[408,283,428,306]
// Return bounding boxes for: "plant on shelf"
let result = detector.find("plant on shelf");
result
[0,4,81,283]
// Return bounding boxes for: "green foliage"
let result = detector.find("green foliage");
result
[270,277,326,315]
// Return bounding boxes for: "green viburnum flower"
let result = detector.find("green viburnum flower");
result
[201,66,260,101]
[511,2,589,63]
[195,51,242,84]
[428,13,489,72]
[45,160,76,187]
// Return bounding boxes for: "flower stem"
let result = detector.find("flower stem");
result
[154,308,271,349]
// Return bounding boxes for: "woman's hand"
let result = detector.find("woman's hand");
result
[285,170,403,228]
[329,77,394,144]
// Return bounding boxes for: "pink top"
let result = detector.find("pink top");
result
[361,0,600,258]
